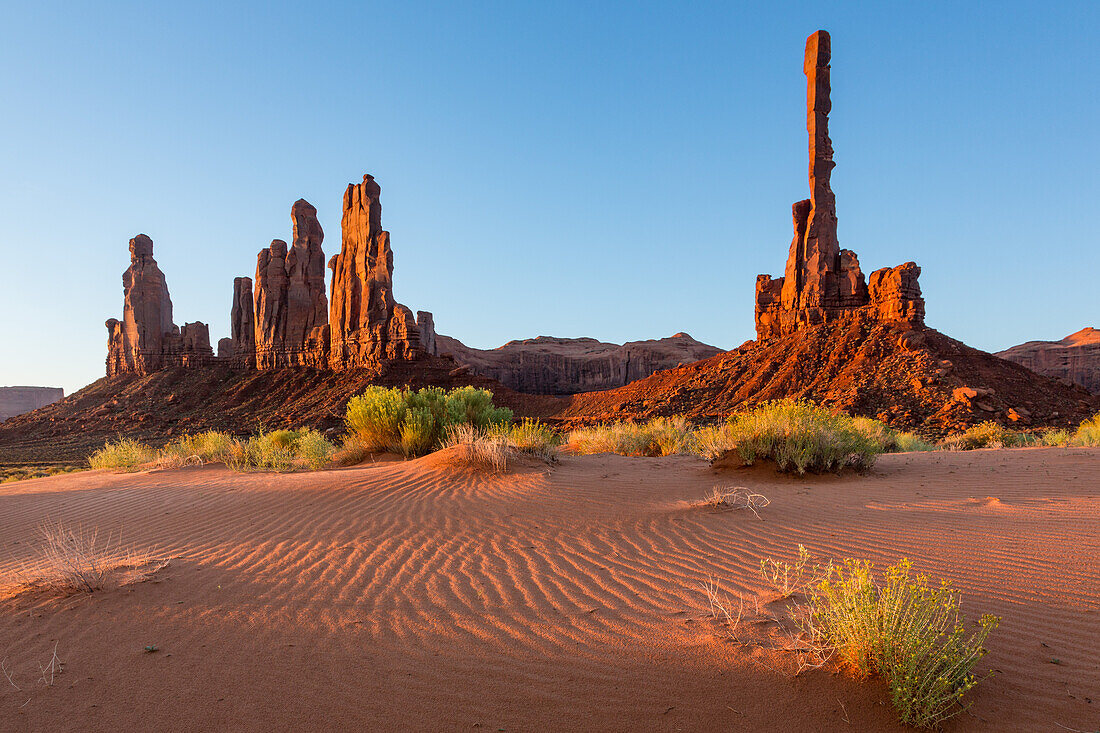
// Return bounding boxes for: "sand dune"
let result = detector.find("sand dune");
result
[0,448,1097,731]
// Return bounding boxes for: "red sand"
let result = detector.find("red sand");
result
[0,448,1097,731]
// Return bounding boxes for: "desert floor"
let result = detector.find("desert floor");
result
[0,448,1097,732]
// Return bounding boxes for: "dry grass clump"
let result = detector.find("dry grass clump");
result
[1035,413,1100,448]
[940,421,1033,451]
[850,417,936,454]
[692,423,738,460]
[566,416,694,457]
[719,400,882,474]
[15,522,164,593]
[345,386,513,457]
[491,418,560,462]
[88,437,155,471]
[699,486,770,517]
[759,544,824,598]
[442,424,511,472]
[800,558,999,728]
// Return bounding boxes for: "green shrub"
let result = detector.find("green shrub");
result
[802,557,999,728]
[88,438,155,471]
[940,421,1029,451]
[295,429,337,470]
[344,387,407,451]
[851,417,900,452]
[343,386,513,457]
[721,400,881,474]
[226,428,334,472]
[157,430,238,467]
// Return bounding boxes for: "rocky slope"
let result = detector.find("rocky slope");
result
[557,314,1097,436]
[435,333,723,395]
[996,328,1100,394]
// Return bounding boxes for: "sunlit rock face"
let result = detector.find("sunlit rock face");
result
[997,328,1100,393]
[755,30,924,340]
[327,174,424,369]
[106,234,213,375]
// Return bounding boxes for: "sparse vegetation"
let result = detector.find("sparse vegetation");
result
[699,486,770,517]
[226,428,335,471]
[88,437,155,471]
[717,400,882,474]
[156,430,238,468]
[799,557,1000,728]
[344,386,513,457]
[566,416,694,457]
[895,432,937,453]
[16,522,162,593]
[1,465,84,484]
[940,421,1032,451]
[491,418,560,462]
[759,544,824,598]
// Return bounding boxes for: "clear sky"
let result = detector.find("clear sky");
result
[2,1,1097,395]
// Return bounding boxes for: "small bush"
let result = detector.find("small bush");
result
[227,429,334,472]
[88,438,155,471]
[895,432,937,452]
[851,417,900,452]
[344,386,512,457]
[721,400,882,474]
[940,421,1029,451]
[295,429,337,470]
[802,557,999,728]
[1070,413,1100,447]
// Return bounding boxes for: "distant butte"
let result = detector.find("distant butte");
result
[997,328,1100,393]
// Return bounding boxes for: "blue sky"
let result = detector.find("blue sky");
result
[2,1,1097,395]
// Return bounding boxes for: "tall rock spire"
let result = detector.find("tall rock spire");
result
[328,174,423,369]
[754,30,923,340]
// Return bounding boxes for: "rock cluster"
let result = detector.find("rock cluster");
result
[755,30,925,340]
[106,176,434,376]
[106,235,213,376]
[997,328,1100,394]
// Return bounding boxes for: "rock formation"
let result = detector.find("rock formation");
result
[328,174,424,369]
[997,328,1100,393]
[755,30,924,340]
[435,333,723,395]
[253,200,329,368]
[0,386,64,422]
[219,277,255,365]
[417,311,438,357]
[106,234,191,376]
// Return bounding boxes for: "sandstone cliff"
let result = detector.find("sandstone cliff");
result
[436,333,723,395]
[754,30,924,339]
[997,328,1100,393]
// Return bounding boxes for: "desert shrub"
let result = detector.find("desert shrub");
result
[894,432,937,452]
[344,386,512,457]
[851,417,900,452]
[88,438,155,471]
[722,400,881,474]
[227,428,334,472]
[1037,429,1070,447]
[940,421,1029,451]
[493,418,560,461]
[156,430,237,467]
[344,386,408,451]
[295,429,337,470]
[801,557,999,728]
[692,423,738,460]
[566,417,695,457]
[442,424,510,472]
[699,486,770,517]
[1070,413,1100,447]
[759,544,824,598]
[1,466,84,484]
